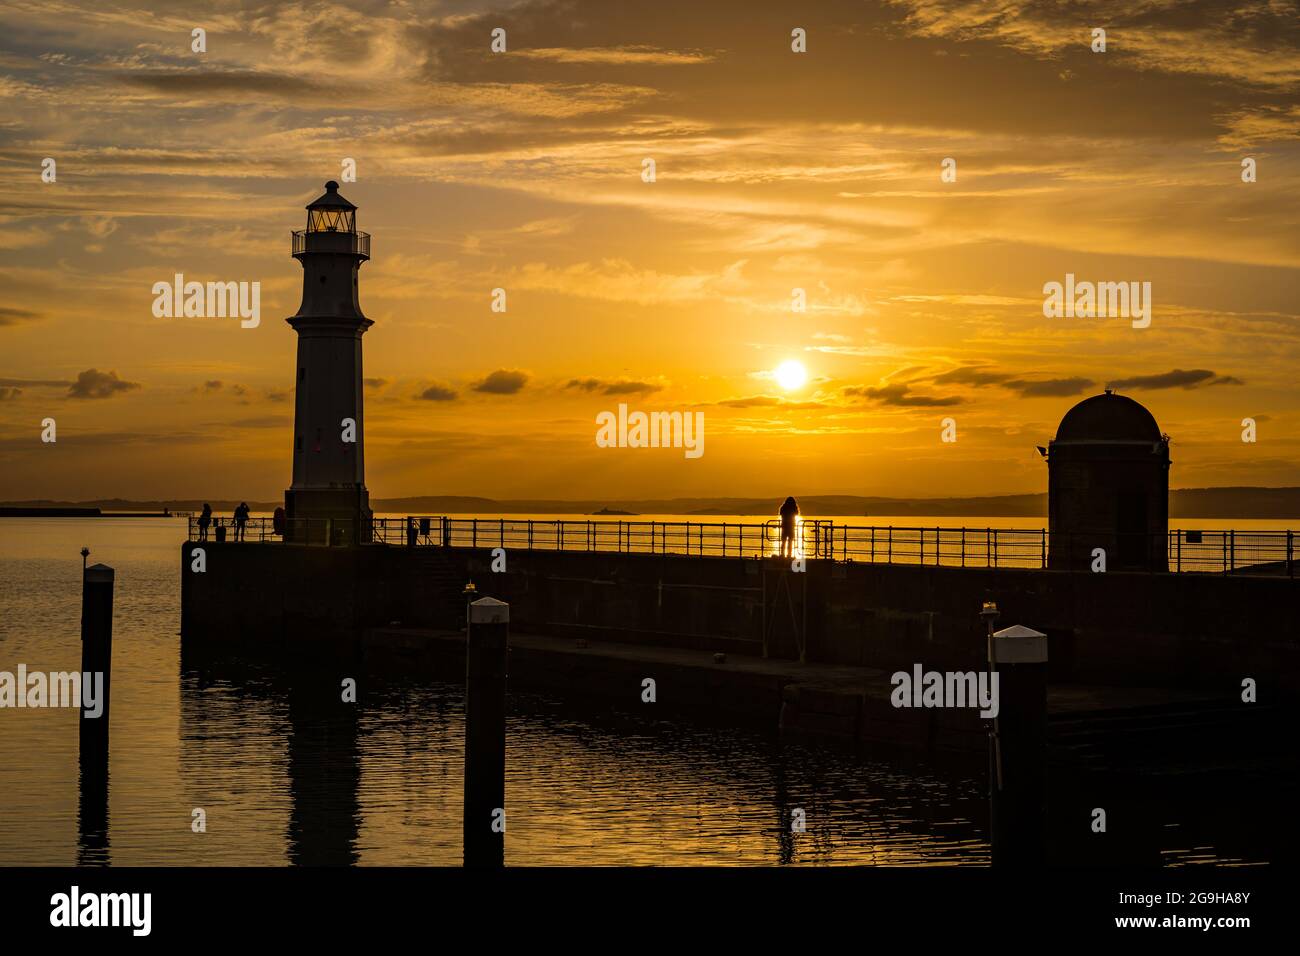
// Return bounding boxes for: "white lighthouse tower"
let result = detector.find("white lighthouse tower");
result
[284,181,373,544]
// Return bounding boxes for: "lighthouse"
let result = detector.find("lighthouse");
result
[284,181,373,544]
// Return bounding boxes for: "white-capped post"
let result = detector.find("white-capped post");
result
[990,623,1048,866]
[464,597,508,868]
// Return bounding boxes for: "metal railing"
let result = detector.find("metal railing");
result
[186,516,1298,577]
[189,515,356,547]
[291,229,370,258]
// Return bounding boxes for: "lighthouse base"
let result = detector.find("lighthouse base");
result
[284,486,371,546]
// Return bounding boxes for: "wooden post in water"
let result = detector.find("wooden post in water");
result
[464,596,508,868]
[989,623,1048,867]
[80,563,114,749]
[78,563,114,864]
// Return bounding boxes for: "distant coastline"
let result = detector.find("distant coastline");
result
[8,487,1300,519]
[0,506,183,518]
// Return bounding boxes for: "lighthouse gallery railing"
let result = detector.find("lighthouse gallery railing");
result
[291,229,370,257]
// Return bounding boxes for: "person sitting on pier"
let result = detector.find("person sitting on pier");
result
[233,502,250,542]
[197,503,212,541]
[779,496,800,558]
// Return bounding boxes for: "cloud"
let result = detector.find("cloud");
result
[0,306,42,326]
[195,380,249,400]
[713,395,827,409]
[0,377,71,387]
[887,0,1300,91]
[471,370,529,395]
[566,377,663,395]
[119,69,326,100]
[932,367,1014,388]
[67,368,141,400]
[1007,376,1095,397]
[931,366,1096,397]
[511,46,716,66]
[364,377,389,389]
[265,388,290,403]
[509,259,749,306]
[0,386,21,400]
[1106,369,1244,391]
[226,416,291,429]
[418,383,458,401]
[844,383,962,407]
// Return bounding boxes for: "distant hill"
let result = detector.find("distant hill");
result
[8,487,1300,518]
[0,498,280,514]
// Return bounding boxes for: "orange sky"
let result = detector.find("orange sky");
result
[1,0,1298,501]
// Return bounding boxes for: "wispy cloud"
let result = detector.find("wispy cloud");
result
[1107,369,1244,391]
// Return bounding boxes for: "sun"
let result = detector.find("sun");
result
[774,360,808,391]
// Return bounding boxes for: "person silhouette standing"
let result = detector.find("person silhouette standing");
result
[234,502,249,542]
[779,496,799,558]
[197,503,212,542]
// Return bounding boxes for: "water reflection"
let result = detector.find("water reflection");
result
[76,740,110,866]
[176,644,988,866]
[285,677,362,866]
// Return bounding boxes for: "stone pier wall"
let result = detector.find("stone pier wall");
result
[181,541,1299,690]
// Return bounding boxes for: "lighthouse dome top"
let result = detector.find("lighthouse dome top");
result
[308,181,355,209]
[305,181,356,233]
[1054,390,1161,443]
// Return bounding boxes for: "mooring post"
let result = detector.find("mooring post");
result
[80,563,114,749]
[989,623,1048,867]
[464,596,508,868]
[78,563,114,863]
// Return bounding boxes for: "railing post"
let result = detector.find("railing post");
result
[887,527,892,564]
[1041,528,1046,569]
[557,520,563,551]
[1177,530,1182,573]
[500,518,505,549]
[936,526,941,566]
[527,519,533,550]
[1288,530,1294,578]
[961,527,966,568]
[1229,529,1235,574]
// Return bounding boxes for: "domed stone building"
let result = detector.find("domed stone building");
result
[1046,390,1171,571]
